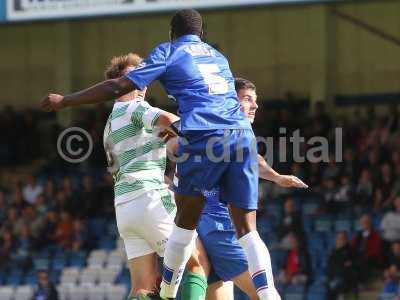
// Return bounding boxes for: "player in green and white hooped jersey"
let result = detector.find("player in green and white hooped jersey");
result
[103,53,209,300]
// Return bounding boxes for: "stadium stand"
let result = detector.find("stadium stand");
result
[0,102,399,299]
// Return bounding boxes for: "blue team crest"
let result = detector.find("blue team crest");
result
[202,188,220,198]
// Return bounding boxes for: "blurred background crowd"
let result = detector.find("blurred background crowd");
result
[1,0,400,299]
[0,100,399,299]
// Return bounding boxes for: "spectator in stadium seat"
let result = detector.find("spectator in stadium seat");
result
[378,163,395,209]
[322,157,341,182]
[278,233,311,286]
[23,175,43,205]
[55,211,73,250]
[381,197,400,247]
[1,207,24,236]
[277,197,304,249]
[53,190,70,213]
[71,219,88,252]
[96,173,115,217]
[43,179,55,203]
[331,174,353,215]
[384,242,400,273]
[0,191,7,223]
[0,230,16,268]
[327,231,358,300]
[12,187,28,212]
[32,270,59,300]
[342,148,358,179]
[308,162,322,189]
[355,169,374,211]
[351,214,384,284]
[34,194,49,217]
[13,224,35,270]
[319,176,337,214]
[21,206,43,238]
[382,265,399,296]
[39,211,59,247]
[79,175,99,217]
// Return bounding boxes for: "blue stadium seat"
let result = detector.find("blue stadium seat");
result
[334,219,352,232]
[69,252,86,268]
[37,248,52,259]
[50,270,61,284]
[266,203,282,220]
[51,257,66,271]
[303,217,314,233]
[257,218,274,240]
[374,215,383,230]
[302,202,319,216]
[314,218,332,232]
[284,293,305,300]
[24,271,37,285]
[353,219,362,232]
[285,283,306,294]
[306,292,326,300]
[270,249,287,269]
[33,258,50,270]
[88,218,107,240]
[99,237,116,250]
[307,233,326,252]
[6,271,23,286]
[0,271,5,285]
[107,221,119,238]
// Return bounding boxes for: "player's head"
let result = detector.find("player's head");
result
[105,52,143,80]
[104,52,147,100]
[170,9,203,41]
[235,77,258,123]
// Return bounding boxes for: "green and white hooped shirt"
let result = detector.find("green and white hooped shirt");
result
[103,98,171,207]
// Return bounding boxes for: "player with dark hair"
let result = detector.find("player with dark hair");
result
[167,78,307,300]
[40,9,283,300]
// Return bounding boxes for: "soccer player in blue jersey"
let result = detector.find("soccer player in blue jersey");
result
[40,9,286,300]
[196,78,307,300]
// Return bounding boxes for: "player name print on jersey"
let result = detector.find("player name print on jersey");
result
[184,44,214,57]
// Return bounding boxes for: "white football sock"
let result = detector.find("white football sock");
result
[160,225,196,299]
[239,231,279,300]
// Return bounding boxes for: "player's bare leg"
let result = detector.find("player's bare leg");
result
[128,253,160,297]
[181,238,210,299]
[186,238,210,277]
[206,281,234,300]
[232,271,259,300]
[160,194,205,299]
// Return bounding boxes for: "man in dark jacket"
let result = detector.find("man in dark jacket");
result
[31,270,58,300]
[328,231,357,300]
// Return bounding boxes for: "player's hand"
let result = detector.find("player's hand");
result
[158,129,176,143]
[275,175,308,189]
[40,93,65,112]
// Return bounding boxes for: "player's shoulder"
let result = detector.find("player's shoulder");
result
[150,42,172,56]
[129,100,151,114]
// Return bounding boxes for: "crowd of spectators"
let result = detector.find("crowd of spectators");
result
[0,101,399,299]
[0,172,114,272]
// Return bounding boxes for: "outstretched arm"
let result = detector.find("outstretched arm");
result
[40,76,137,111]
[258,154,308,188]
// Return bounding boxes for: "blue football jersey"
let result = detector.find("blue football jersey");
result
[126,35,251,132]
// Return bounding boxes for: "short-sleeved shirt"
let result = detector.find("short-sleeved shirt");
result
[103,99,169,206]
[125,34,251,133]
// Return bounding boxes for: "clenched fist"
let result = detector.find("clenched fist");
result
[40,93,65,112]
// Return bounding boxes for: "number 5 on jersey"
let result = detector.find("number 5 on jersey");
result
[197,64,229,95]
